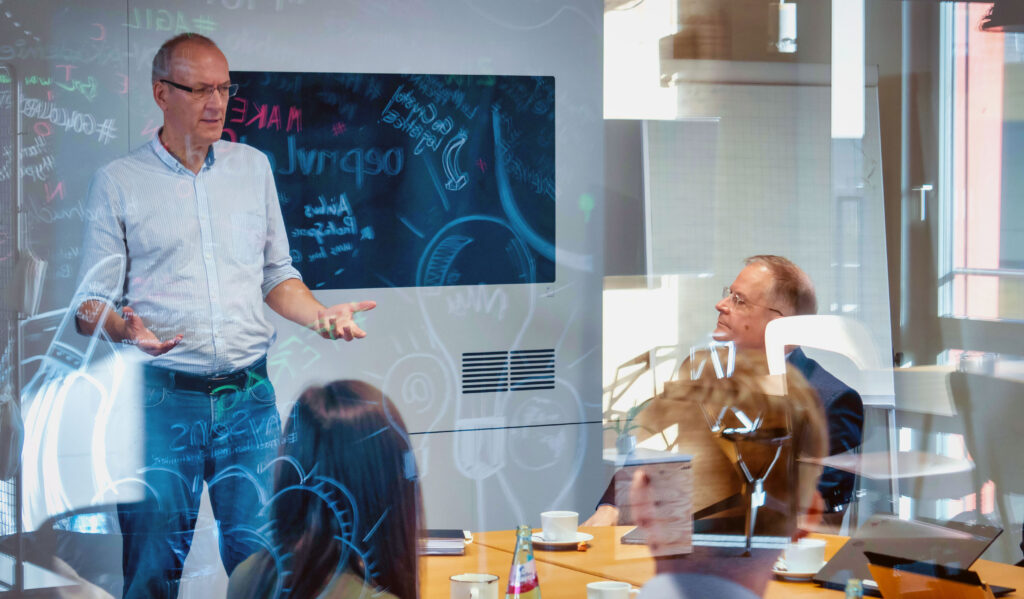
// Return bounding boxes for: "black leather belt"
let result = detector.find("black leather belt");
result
[143,358,268,395]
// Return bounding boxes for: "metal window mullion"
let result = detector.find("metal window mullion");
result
[937,1,956,317]
[0,61,24,595]
[950,267,1024,279]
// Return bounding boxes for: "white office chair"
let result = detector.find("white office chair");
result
[892,366,975,504]
[949,372,1024,564]
[764,315,888,396]
[764,316,977,532]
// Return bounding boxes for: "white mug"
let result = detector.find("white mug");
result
[587,581,639,599]
[782,538,826,573]
[450,573,499,599]
[540,510,578,542]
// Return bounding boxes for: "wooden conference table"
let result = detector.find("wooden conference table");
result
[421,526,1024,598]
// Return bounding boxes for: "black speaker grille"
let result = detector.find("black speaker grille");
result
[461,349,555,394]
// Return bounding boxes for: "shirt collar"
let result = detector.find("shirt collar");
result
[150,130,217,173]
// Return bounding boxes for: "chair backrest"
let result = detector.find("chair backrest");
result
[948,371,1024,564]
[893,366,956,418]
[764,315,894,404]
[946,372,1024,489]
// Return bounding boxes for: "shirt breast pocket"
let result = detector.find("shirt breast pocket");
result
[231,212,265,265]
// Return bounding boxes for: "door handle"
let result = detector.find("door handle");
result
[912,185,933,222]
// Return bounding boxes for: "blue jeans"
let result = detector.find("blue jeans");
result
[118,368,283,599]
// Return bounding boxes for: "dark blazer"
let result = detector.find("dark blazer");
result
[787,348,864,512]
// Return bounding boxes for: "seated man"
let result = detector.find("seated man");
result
[587,255,863,525]
[629,350,829,598]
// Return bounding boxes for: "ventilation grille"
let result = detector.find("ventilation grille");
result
[462,349,555,394]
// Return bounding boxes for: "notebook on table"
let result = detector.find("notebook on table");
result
[419,529,471,555]
[864,551,997,599]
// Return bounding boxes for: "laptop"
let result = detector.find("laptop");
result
[813,514,1014,597]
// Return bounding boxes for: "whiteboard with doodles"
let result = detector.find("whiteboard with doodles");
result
[228,71,556,289]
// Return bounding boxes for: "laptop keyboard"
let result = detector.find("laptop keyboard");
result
[692,533,789,549]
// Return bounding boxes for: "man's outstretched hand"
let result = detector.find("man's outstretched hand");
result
[309,300,377,341]
[122,306,183,356]
[582,505,620,527]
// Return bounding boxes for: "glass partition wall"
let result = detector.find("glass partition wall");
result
[0,1,1022,597]
[603,0,1024,566]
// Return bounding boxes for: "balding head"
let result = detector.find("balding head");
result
[713,255,817,351]
[744,255,817,316]
[152,33,223,84]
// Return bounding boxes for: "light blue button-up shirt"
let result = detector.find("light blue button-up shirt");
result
[78,137,301,375]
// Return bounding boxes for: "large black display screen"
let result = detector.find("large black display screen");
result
[224,72,556,290]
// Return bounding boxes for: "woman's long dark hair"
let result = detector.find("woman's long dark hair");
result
[269,380,422,598]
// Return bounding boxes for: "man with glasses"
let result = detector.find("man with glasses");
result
[715,255,863,518]
[74,33,374,598]
[586,255,863,526]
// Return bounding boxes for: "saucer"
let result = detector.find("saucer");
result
[531,531,594,549]
[771,563,824,581]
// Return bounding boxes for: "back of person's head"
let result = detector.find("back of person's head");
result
[272,380,421,599]
[744,255,817,317]
[662,349,828,524]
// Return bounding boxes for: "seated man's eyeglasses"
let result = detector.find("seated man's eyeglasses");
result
[721,287,784,316]
[160,79,239,101]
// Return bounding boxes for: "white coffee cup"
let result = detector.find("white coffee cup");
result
[540,510,578,542]
[450,573,499,599]
[586,581,639,599]
[782,538,826,573]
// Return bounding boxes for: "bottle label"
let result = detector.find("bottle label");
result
[507,557,539,593]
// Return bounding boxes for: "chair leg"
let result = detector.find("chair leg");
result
[844,492,859,535]
[744,483,758,557]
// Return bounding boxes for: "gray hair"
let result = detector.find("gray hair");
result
[744,254,817,316]
[152,33,221,84]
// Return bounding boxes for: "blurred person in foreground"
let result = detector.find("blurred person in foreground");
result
[227,380,421,599]
[586,255,862,526]
[631,351,828,598]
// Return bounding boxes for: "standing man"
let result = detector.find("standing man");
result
[75,33,374,598]
[586,255,863,526]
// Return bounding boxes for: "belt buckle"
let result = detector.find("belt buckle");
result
[207,373,239,395]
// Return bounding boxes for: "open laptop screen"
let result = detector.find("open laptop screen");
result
[813,514,1007,596]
